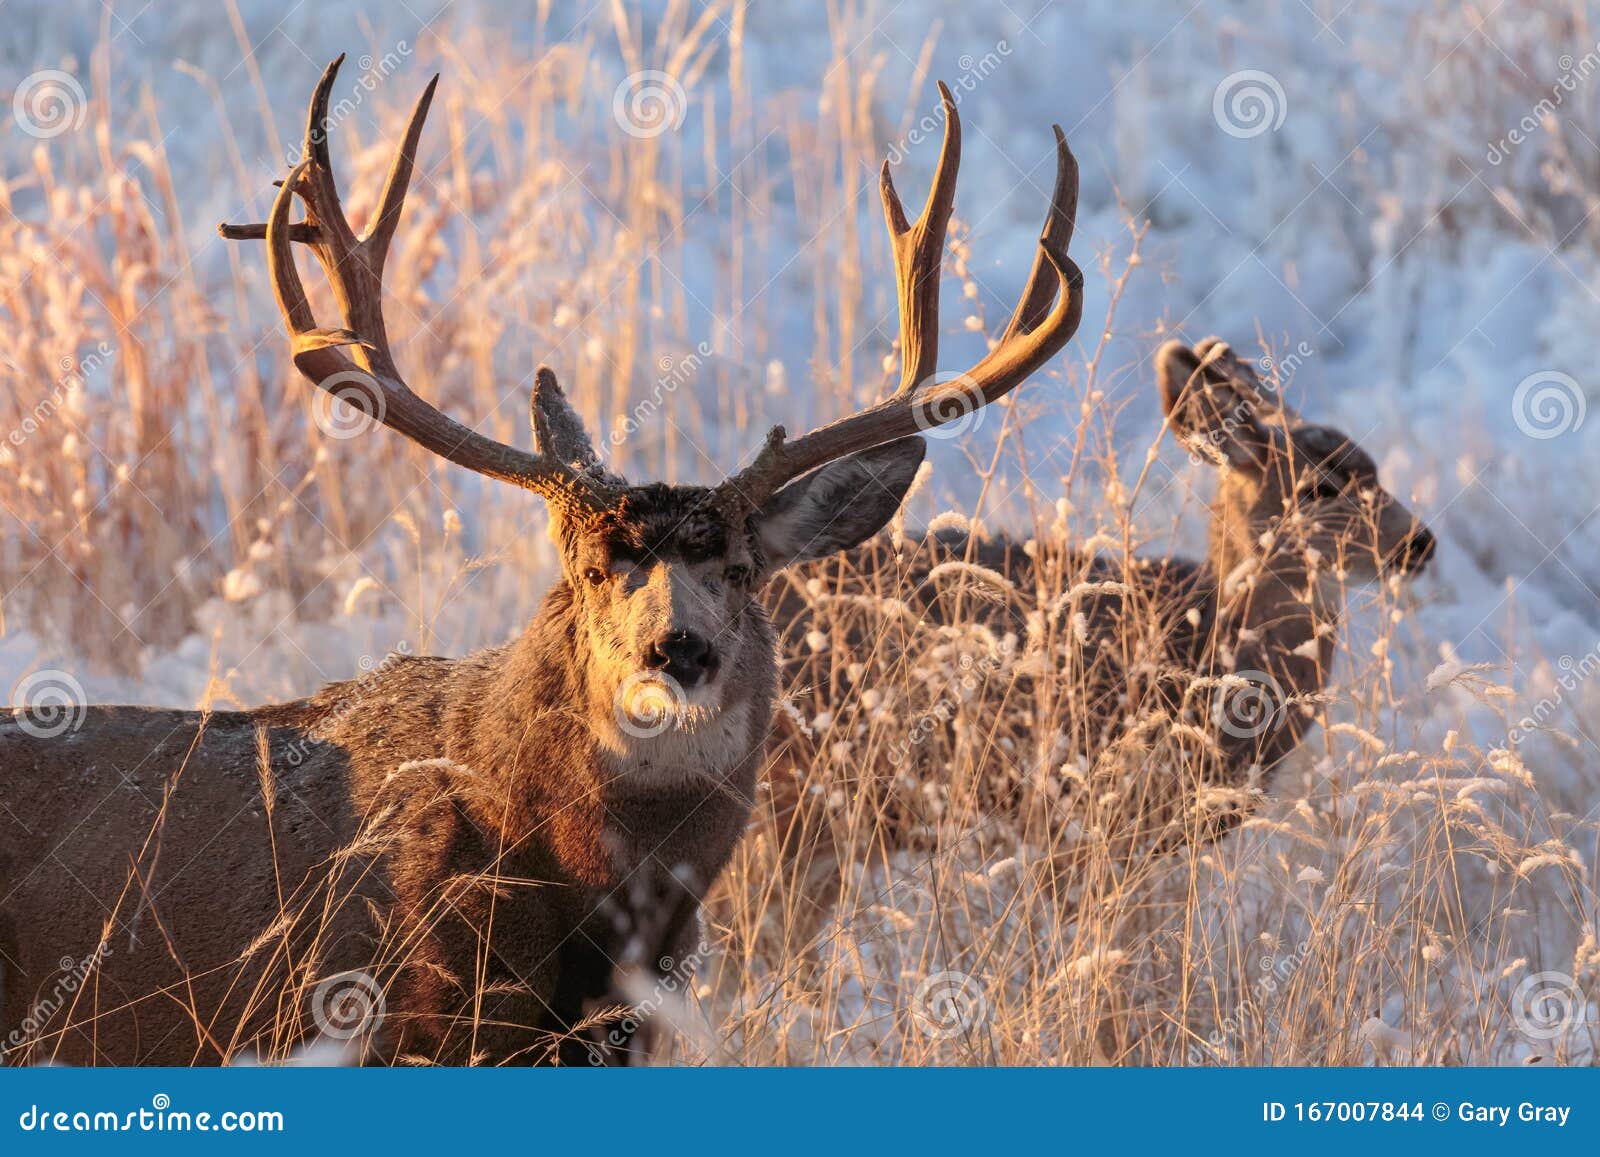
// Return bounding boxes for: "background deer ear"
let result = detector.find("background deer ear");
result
[1156,339,1276,471]
[755,437,925,568]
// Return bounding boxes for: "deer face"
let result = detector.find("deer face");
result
[1276,423,1435,580]
[234,57,1079,744]
[1159,338,1435,587]
[553,442,926,719]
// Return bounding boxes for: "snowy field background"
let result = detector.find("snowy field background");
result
[3,0,1599,1063]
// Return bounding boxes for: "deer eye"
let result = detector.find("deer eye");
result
[583,567,607,587]
[1304,475,1345,502]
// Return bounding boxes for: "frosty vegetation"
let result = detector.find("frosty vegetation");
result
[1,0,1597,1063]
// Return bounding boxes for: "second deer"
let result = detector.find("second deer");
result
[769,337,1436,869]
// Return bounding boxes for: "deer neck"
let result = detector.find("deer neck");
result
[1207,477,1339,769]
[1205,471,1263,584]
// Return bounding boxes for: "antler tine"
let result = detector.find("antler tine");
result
[365,72,439,270]
[219,55,435,268]
[232,62,618,522]
[264,166,614,517]
[999,126,1079,343]
[880,81,960,397]
[715,93,1084,514]
[265,163,336,345]
[296,54,358,256]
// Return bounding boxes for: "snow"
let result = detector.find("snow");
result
[3,0,1599,1064]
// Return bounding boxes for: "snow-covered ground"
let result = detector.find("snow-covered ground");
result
[3,0,1599,1062]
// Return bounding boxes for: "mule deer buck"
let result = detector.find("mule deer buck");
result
[768,337,1435,871]
[0,61,1082,1065]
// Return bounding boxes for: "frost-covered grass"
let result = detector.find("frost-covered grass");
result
[3,0,1599,1064]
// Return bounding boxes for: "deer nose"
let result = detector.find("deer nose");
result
[1401,525,1437,573]
[644,631,717,687]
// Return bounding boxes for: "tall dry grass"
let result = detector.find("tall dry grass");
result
[3,3,1597,1065]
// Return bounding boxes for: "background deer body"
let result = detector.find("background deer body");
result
[770,338,1435,866]
[0,63,1082,1064]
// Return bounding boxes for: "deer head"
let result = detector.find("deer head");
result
[221,61,1083,724]
[1158,337,1435,595]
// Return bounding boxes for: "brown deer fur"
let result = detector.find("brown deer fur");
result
[766,338,1436,871]
[0,60,1084,1065]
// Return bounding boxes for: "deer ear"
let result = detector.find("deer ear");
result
[755,437,925,568]
[1157,339,1275,471]
[530,366,604,472]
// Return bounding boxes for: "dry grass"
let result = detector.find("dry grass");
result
[3,4,1598,1066]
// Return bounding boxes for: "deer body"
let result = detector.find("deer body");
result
[1,60,1084,1064]
[770,339,1434,862]
[2,587,768,1065]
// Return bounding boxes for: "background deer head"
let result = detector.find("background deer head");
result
[1157,337,1436,595]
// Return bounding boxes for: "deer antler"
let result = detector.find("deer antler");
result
[220,55,618,522]
[714,83,1084,513]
